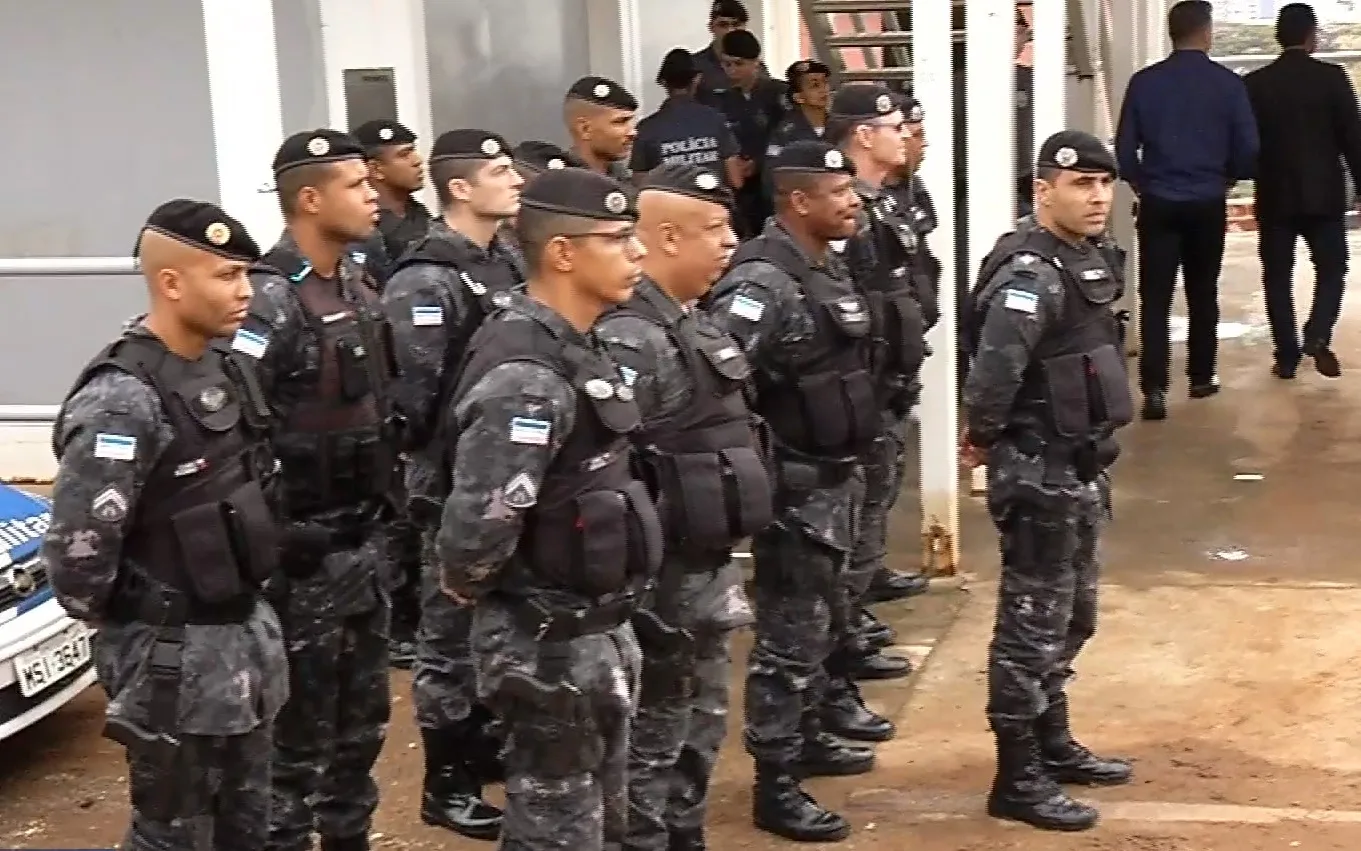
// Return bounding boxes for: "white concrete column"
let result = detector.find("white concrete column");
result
[202,0,287,246]
[586,0,646,105]
[1108,0,1149,355]
[317,0,436,210]
[1032,0,1067,150]
[966,3,1016,270]
[753,0,804,75]
[913,0,960,575]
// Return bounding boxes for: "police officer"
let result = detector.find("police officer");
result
[382,128,527,841]
[433,167,659,851]
[961,131,1135,832]
[692,0,768,107]
[563,75,638,182]
[715,29,788,238]
[238,129,398,851]
[631,49,741,189]
[594,164,765,851]
[828,83,931,690]
[45,200,288,851]
[503,141,573,267]
[866,93,938,606]
[768,60,831,152]
[353,119,432,282]
[708,141,877,843]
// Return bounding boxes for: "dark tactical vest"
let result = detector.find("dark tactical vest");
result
[965,227,1135,440]
[726,234,879,460]
[608,284,773,551]
[444,302,663,600]
[847,186,931,395]
[58,334,279,623]
[392,234,525,449]
[253,246,399,514]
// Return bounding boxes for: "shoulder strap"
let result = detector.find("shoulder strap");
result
[53,335,167,460]
[252,246,312,282]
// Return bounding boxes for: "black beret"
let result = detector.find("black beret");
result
[566,76,638,111]
[721,30,761,61]
[658,48,700,89]
[770,140,857,177]
[430,129,512,163]
[136,199,261,264]
[711,0,748,22]
[512,141,571,173]
[896,93,925,123]
[785,59,830,92]
[520,168,637,222]
[273,129,367,177]
[641,163,733,209]
[830,83,900,122]
[352,120,417,153]
[1036,130,1118,177]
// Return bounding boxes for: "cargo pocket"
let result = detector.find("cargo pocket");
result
[169,502,247,603]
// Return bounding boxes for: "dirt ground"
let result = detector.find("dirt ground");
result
[7,232,1361,850]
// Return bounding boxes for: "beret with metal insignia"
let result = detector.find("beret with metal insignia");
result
[1036,130,1118,177]
[830,83,901,122]
[641,163,733,209]
[429,129,513,163]
[721,29,761,61]
[785,59,830,93]
[519,167,637,222]
[769,139,857,177]
[512,140,571,174]
[896,93,925,123]
[351,120,417,154]
[566,75,639,111]
[272,128,367,177]
[135,199,262,263]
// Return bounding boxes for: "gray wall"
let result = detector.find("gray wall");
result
[424,0,592,147]
[0,0,218,406]
[274,0,331,133]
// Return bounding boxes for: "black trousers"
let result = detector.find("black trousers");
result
[1258,213,1348,362]
[1135,195,1227,392]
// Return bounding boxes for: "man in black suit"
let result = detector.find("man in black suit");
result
[1245,3,1361,379]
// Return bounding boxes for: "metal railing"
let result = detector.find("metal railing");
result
[0,257,140,421]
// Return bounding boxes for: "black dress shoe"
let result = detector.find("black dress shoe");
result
[1305,342,1342,378]
[865,568,930,603]
[1140,391,1166,421]
[1272,358,1298,379]
[849,651,913,681]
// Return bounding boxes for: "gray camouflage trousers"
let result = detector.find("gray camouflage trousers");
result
[471,597,642,851]
[412,535,477,730]
[267,533,392,851]
[123,726,273,851]
[984,441,1108,731]
[844,415,910,613]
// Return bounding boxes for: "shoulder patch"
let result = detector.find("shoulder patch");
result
[230,328,269,359]
[1003,289,1040,315]
[501,472,539,509]
[93,433,137,461]
[729,293,765,322]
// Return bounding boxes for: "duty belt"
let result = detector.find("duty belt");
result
[510,588,643,642]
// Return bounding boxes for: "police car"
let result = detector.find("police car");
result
[0,483,96,741]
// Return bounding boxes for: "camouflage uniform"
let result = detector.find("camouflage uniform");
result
[436,293,649,851]
[596,279,761,851]
[382,218,523,838]
[709,222,878,843]
[354,197,433,288]
[44,332,289,851]
[242,235,395,851]
[964,224,1133,831]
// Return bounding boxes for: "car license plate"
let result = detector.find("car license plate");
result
[14,623,92,698]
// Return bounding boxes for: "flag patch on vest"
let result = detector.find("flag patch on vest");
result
[412,305,444,326]
[508,417,551,446]
[730,294,765,321]
[94,433,136,461]
[231,328,269,358]
[1003,289,1039,315]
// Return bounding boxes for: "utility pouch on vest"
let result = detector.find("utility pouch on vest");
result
[657,447,772,545]
[564,480,663,597]
[222,481,280,585]
[335,336,372,400]
[1041,352,1091,438]
[169,502,250,604]
[1086,344,1134,428]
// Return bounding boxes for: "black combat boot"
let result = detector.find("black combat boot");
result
[865,567,930,603]
[668,827,706,851]
[987,725,1099,831]
[466,704,506,784]
[1036,697,1133,786]
[420,727,503,841]
[856,607,895,650]
[320,835,368,851]
[799,731,875,776]
[821,677,896,742]
[848,648,913,681]
[752,763,852,842]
